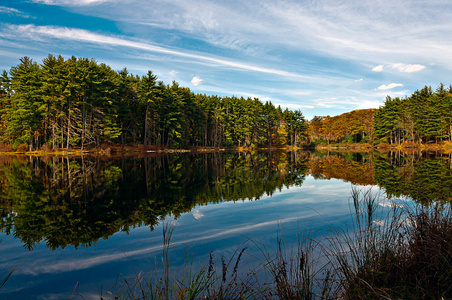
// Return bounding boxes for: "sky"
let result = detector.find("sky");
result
[0,0,451,120]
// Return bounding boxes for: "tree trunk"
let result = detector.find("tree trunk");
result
[121,122,125,149]
[67,99,71,149]
[144,103,149,145]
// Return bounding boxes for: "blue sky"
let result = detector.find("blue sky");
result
[0,0,451,119]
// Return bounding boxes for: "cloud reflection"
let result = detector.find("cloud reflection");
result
[17,214,316,276]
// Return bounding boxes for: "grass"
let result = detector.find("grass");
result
[260,230,336,300]
[331,189,452,299]
[93,191,452,299]
[328,188,407,299]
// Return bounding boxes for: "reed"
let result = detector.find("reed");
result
[329,188,452,299]
[327,188,406,299]
[102,222,261,300]
[258,229,336,299]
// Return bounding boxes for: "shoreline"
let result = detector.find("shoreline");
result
[1,142,451,156]
[316,141,452,153]
[0,144,307,157]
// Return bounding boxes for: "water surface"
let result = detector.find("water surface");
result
[1,151,449,299]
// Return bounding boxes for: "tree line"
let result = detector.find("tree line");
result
[0,55,308,151]
[308,109,377,144]
[308,84,452,146]
[373,84,452,145]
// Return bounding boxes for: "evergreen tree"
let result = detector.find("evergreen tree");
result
[40,54,68,149]
[0,70,11,138]
[137,71,158,146]
[7,57,43,150]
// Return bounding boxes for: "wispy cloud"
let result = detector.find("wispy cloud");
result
[0,6,33,18]
[18,214,314,275]
[312,96,382,110]
[377,83,404,90]
[2,0,451,119]
[287,103,315,110]
[4,24,312,81]
[389,63,425,73]
[31,0,114,6]
[81,0,452,66]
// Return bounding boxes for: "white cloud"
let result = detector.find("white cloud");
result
[93,0,452,67]
[295,104,315,109]
[373,220,385,227]
[312,96,381,110]
[377,83,403,90]
[191,76,203,86]
[192,209,204,219]
[355,78,363,82]
[3,1,452,119]
[0,6,21,14]
[372,65,384,72]
[379,201,403,208]
[390,63,425,73]
[0,6,32,18]
[372,63,425,73]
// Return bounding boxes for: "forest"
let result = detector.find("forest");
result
[1,55,451,151]
[309,84,452,146]
[308,109,377,144]
[0,55,307,151]
[373,85,452,145]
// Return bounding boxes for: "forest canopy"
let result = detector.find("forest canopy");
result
[1,55,451,151]
[0,55,308,151]
[308,84,452,147]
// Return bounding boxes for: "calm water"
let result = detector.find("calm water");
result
[0,151,450,299]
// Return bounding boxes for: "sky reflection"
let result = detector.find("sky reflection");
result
[0,175,367,299]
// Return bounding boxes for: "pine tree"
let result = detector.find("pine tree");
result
[138,71,158,146]
[7,57,43,150]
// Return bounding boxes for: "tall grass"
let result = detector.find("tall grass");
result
[330,188,452,299]
[328,188,407,299]
[102,222,261,300]
[103,189,452,299]
[259,230,336,299]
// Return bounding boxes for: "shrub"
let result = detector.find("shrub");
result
[15,143,28,152]
[330,189,452,299]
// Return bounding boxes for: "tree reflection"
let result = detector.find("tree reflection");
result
[0,152,308,250]
[373,151,452,204]
[309,151,452,205]
[3,150,451,251]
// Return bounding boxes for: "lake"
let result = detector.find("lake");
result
[0,150,450,299]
